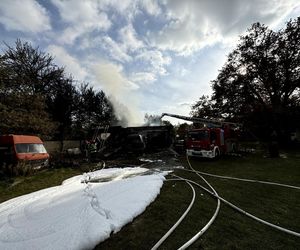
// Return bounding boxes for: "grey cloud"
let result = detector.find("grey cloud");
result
[0,0,51,33]
[150,0,299,54]
[51,0,111,45]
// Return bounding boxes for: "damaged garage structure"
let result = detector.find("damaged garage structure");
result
[87,125,174,158]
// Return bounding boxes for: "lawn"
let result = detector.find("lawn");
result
[1,150,299,249]
[0,167,83,203]
[97,150,300,249]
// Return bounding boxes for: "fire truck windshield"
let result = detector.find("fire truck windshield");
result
[188,130,209,140]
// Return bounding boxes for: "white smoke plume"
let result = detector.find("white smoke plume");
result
[144,114,162,126]
[93,61,143,127]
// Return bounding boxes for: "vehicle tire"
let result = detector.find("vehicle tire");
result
[232,143,236,153]
[214,148,220,159]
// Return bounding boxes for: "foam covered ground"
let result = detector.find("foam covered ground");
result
[0,167,166,250]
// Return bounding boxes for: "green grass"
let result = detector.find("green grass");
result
[96,151,300,249]
[1,150,299,249]
[0,167,83,203]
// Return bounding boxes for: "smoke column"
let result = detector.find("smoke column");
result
[93,61,143,127]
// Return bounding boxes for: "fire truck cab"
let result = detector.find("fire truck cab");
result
[160,113,240,159]
[186,125,238,158]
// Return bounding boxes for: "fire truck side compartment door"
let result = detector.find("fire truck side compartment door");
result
[220,129,224,146]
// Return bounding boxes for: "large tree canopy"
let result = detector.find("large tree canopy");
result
[192,17,300,141]
[0,92,56,136]
[72,84,116,138]
[190,95,220,120]
[0,40,116,139]
[2,39,64,95]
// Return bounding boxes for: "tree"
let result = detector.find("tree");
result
[209,18,300,141]
[174,123,191,139]
[0,91,56,136]
[190,95,221,119]
[2,39,64,95]
[45,77,77,140]
[0,39,116,139]
[72,84,115,138]
[0,40,66,136]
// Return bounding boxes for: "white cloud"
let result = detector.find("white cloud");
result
[119,24,144,52]
[178,102,193,107]
[101,0,137,14]
[90,24,144,62]
[179,67,189,77]
[0,0,51,32]
[139,0,161,16]
[101,36,132,62]
[149,0,300,55]
[130,72,157,84]
[99,0,161,20]
[136,49,171,76]
[51,0,111,44]
[47,45,87,81]
[79,24,143,62]
[146,101,193,125]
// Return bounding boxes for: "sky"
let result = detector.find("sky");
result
[0,0,299,125]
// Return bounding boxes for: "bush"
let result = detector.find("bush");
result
[1,162,36,177]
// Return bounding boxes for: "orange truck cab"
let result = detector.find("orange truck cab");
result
[0,135,49,168]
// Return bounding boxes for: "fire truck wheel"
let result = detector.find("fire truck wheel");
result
[232,143,237,153]
[214,148,220,159]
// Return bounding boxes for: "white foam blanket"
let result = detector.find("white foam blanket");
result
[0,167,166,250]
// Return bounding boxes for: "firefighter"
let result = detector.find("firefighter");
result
[85,140,97,162]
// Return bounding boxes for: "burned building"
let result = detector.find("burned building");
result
[89,125,174,158]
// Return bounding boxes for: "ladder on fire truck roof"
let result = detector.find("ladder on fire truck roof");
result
[160,113,242,127]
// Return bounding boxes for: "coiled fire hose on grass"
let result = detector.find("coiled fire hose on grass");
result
[171,175,300,238]
[151,180,196,250]
[152,154,300,249]
[181,155,300,237]
[177,155,221,250]
[151,156,221,250]
[180,168,300,190]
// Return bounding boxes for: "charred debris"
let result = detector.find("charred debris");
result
[84,125,174,160]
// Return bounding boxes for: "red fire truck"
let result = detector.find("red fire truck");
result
[161,113,240,159]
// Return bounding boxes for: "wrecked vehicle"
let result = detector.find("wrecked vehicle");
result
[0,134,49,168]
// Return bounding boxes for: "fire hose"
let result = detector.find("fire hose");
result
[170,176,300,238]
[152,154,300,249]
[151,155,221,250]
[179,168,300,190]
[177,155,220,250]
[184,155,300,238]
[151,180,196,250]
